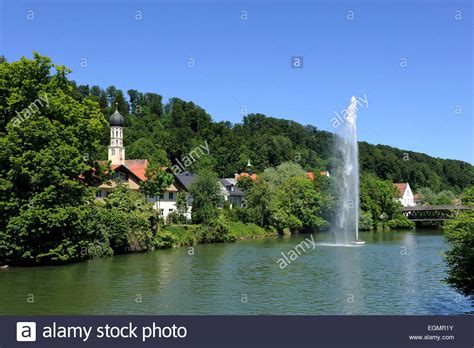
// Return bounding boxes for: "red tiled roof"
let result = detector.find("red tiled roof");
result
[306,171,329,180]
[235,172,258,181]
[98,159,149,181]
[123,159,149,181]
[393,183,408,198]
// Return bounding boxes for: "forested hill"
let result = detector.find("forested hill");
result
[68,83,473,194]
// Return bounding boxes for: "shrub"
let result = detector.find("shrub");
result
[196,217,236,243]
[153,230,179,249]
[444,216,474,296]
[359,210,373,230]
[92,186,155,254]
[387,217,415,229]
[444,195,474,296]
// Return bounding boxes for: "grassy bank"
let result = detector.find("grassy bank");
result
[155,222,277,249]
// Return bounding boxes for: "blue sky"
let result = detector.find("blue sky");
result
[1,0,472,163]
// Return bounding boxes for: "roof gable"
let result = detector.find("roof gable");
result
[393,183,408,198]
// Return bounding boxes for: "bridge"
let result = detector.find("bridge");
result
[402,205,472,222]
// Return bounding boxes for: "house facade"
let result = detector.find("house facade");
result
[393,182,415,207]
[219,178,244,208]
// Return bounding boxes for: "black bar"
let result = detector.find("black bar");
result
[1,316,472,347]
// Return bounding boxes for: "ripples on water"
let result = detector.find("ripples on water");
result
[0,229,472,315]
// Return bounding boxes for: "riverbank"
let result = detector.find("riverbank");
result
[155,221,278,249]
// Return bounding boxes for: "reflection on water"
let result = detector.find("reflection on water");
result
[0,229,471,315]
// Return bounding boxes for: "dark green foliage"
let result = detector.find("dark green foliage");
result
[196,217,236,243]
[93,186,155,254]
[359,210,374,231]
[417,187,456,205]
[272,176,328,233]
[153,230,180,249]
[236,176,255,193]
[387,217,415,229]
[359,142,473,193]
[360,173,402,228]
[140,163,174,199]
[166,211,181,224]
[461,186,474,205]
[189,169,222,224]
[244,180,273,227]
[0,53,109,265]
[444,210,474,297]
[443,186,474,297]
[127,138,170,165]
[175,191,189,223]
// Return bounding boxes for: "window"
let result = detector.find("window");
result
[96,190,103,198]
[111,149,115,155]
[112,172,126,181]
[168,192,174,200]
[159,194,164,200]
[169,209,174,213]
[159,209,164,216]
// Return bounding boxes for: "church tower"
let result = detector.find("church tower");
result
[108,108,125,165]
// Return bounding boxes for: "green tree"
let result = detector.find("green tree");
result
[435,190,455,205]
[236,176,255,193]
[140,164,174,206]
[417,187,437,205]
[0,53,109,265]
[127,89,143,115]
[262,161,306,188]
[444,186,474,297]
[94,185,155,253]
[175,191,188,223]
[189,169,222,224]
[111,90,129,116]
[127,138,169,165]
[272,177,327,233]
[461,186,474,205]
[244,180,273,227]
[360,173,401,228]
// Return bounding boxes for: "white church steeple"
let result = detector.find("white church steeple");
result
[108,106,125,165]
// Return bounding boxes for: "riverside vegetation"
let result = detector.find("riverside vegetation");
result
[0,54,473,298]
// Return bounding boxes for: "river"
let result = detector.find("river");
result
[0,229,471,315]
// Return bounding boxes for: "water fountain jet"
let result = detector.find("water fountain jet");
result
[332,96,365,245]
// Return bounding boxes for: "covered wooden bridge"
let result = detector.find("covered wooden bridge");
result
[402,205,472,222]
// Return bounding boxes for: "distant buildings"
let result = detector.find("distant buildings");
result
[219,178,244,208]
[234,160,258,181]
[97,109,244,220]
[306,171,330,181]
[393,182,415,207]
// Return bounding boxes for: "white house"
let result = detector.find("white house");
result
[393,183,415,207]
[219,178,244,208]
